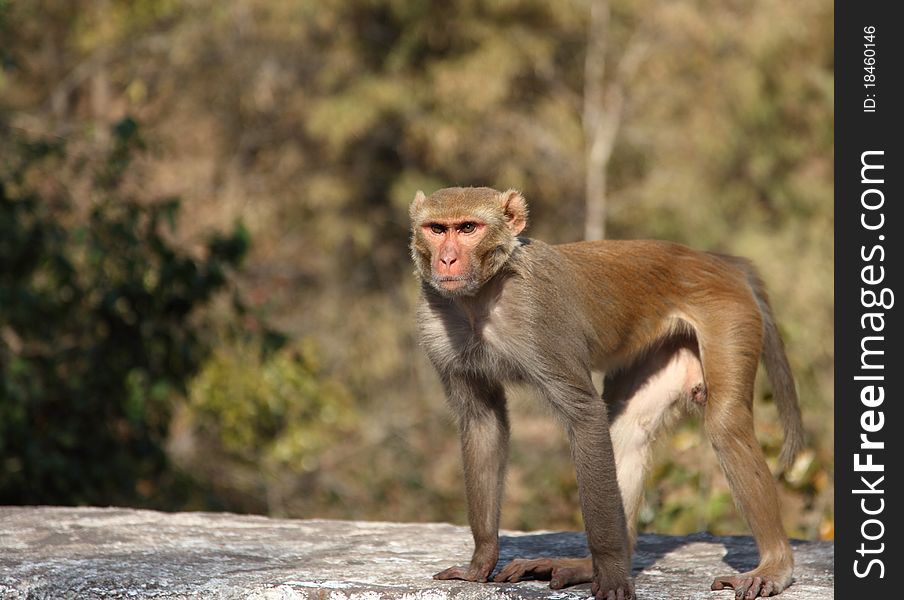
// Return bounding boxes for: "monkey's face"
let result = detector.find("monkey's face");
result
[409,187,528,297]
[417,219,488,296]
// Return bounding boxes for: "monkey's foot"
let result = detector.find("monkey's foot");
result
[493,557,592,589]
[711,569,792,599]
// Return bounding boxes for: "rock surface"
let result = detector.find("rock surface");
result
[0,507,832,599]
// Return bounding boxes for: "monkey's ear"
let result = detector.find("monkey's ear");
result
[409,190,427,220]
[500,189,528,235]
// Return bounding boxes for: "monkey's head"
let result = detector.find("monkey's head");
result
[409,187,528,297]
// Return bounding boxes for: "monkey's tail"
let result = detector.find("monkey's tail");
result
[740,262,805,470]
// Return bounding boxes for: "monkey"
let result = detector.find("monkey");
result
[410,187,804,600]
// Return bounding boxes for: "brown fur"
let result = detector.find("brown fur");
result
[412,187,804,599]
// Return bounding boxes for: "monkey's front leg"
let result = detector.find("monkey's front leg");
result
[566,394,634,600]
[434,377,509,583]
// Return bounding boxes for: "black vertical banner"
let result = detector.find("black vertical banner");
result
[836,1,903,596]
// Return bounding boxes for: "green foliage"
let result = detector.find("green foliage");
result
[187,339,357,474]
[0,122,248,505]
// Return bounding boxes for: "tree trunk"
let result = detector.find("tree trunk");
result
[582,0,623,241]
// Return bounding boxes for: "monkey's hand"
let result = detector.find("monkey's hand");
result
[433,562,494,583]
[434,546,498,583]
[590,560,635,600]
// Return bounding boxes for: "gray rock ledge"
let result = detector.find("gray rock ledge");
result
[0,506,832,599]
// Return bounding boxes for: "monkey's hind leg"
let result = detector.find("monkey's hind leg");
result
[698,329,794,599]
[606,339,702,552]
[494,340,700,591]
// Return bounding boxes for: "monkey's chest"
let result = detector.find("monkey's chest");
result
[423,312,525,379]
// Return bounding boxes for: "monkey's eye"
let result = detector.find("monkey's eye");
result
[429,224,447,234]
[459,222,477,234]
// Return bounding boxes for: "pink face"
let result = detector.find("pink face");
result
[421,219,487,293]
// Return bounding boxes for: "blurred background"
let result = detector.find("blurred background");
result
[0,0,832,541]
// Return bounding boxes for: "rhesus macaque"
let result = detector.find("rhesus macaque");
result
[410,187,804,600]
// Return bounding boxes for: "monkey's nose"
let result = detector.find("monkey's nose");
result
[441,256,457,266]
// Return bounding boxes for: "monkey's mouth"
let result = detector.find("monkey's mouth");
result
[433,275,472,292]
[435,275,469,284]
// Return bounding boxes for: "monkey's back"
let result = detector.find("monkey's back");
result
[552,238,755,302]
[534,239,761,368]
